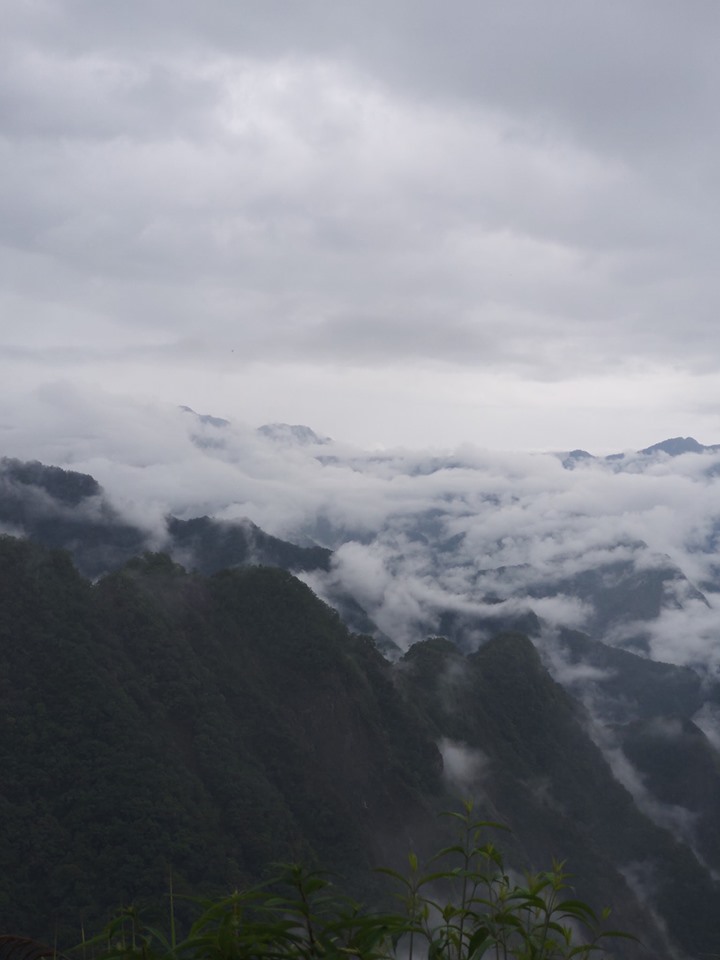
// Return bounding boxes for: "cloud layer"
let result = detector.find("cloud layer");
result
[4,387,720,670]
[4,2,720,448]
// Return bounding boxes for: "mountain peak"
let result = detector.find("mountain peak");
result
[639,436,707,456]
[560,449,595,470]
[179,405,230,428]
[602,436,720,462]
[257,423,330,445]
[0,457,100,505]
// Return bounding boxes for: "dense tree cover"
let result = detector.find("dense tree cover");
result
[166,516,331,575]
[0,459,146,576]
[0,535,719,957]
[0,538,443,943]
[395,637,720,957]
[0,457,101,504]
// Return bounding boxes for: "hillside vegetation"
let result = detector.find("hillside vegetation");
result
[1,535,719,957]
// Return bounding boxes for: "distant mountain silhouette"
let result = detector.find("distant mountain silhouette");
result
[179,405,230,428]
[638,436,720,456]
[257,423,330,445]
[0,457,330,579]
[560,436,720,466]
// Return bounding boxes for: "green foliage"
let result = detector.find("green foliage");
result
[375,801,628,960]
[0,538,443,942]
[0,534,716,956]
[79,803,628,960]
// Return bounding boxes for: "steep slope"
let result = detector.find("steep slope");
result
[546,628,710,722]
[3,528,720,956]
[166,515,331,574]
[0,458,330,579]
[395,635,720,959]
[0,457,146,575]
[618,716,720,874]
[0,537,441,943]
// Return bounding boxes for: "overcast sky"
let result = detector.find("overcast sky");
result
[3,0,720,452]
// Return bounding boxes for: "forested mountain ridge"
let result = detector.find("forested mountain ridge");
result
[0,534,719,957]
[0,457,331,579]
[5,453,720,956]
[0,537,441,941]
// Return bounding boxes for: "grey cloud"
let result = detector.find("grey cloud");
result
[18,1,718,162]
[609,598,720,672]
[438,738,490,796]
[4,0,720,398]
[6,2,720,519]
[0,47,220,141]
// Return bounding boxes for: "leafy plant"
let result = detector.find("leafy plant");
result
[377,800,631,960]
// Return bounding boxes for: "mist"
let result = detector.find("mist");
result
[3,384,720,674]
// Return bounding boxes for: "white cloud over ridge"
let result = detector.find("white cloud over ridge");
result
[4,386,720,669]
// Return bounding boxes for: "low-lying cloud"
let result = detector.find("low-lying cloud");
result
[3,385,720,668]
[438,738,490,796]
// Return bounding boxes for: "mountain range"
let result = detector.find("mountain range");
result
[3,428,720,958]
